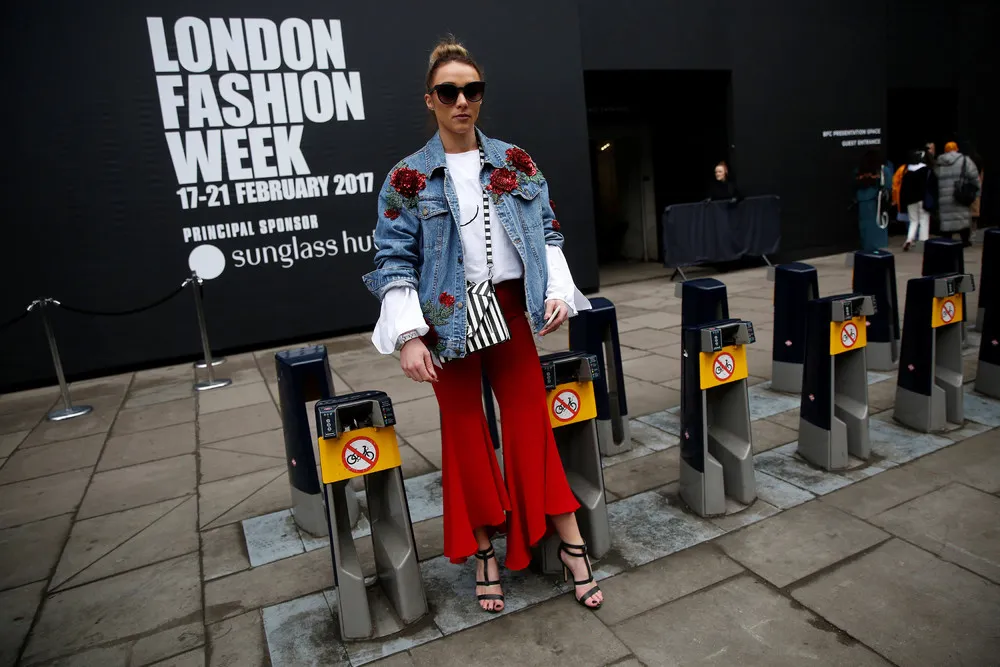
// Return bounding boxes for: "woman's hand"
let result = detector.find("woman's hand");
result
[400,338,438,383]
[539,299,570,336]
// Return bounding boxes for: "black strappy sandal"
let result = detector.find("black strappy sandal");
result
[474,545,505,614]
[558,541,602,610]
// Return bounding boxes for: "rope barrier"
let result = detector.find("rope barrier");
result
[0,307,31,333]
[54,280,191,317]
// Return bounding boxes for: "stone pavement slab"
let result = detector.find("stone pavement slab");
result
[0,582,46,667]
[913,428,1000,493]
[0,430,28,458]
[78,454,196,519]
[203,546,333,624]
[612,575,891,666]
[198,447,284,484]
[753,471,816,509]
[593,543,743,626]
[206,610,268,667]
[20,397,118,447]
[622,354,681,384]
[98,422,197,471]
[871,482,1000,583]
[261,592,348,667]
[601,447,679,498]
[198,382,272,415]
[201,428,285,459]
[201,523,250,582]
[717,501,889,588]
[0,513,73,590]
[150,648,205,667]
[0,434,102,485]
[198,403,281,445]
[821,463,951,519]
[197,466,285,529]
[409,595,630,667]
[0,468,90,530]
[204,470,292,530]
[793,538,1000,667]
[123,381,194,410]
[52,496,189,589]
[750,418,798,454]
[23,553,202,665]
[111,397,195,437]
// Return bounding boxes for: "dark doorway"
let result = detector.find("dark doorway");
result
[585,70,732,265]
[886,87,958,167]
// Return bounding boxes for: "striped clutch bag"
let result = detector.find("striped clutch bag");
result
[462,141,510,355]
[465,278,510,353]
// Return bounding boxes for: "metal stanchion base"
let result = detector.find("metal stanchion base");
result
[47,405,93,422]
[195,357,226,369]
[195,378,232,392]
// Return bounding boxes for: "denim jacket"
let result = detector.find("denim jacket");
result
[362,127,562,361]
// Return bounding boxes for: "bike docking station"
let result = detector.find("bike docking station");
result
[923,238,969,346]
[314,392,427,641]
[851,250,901,370]
[568,297,633,457]
[275,345,354,538]
[767,263,819,393]
[797,294,876,470]
[533,351,612,574]
[977,228,999,332]
[894,273,976,432]
[679,317,758,517]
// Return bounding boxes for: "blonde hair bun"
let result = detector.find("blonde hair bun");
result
[429,37,469,67]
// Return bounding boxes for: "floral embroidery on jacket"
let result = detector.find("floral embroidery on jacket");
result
[421,291,456,353]
[383,164,427,220]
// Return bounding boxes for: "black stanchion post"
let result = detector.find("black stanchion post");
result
[976,228,1000,331]
[894,273,976,431]
[852,250,900,370]
[568,298,632,457]
[275,345,338,537]
[797,294,876,470]
[534,351,610,572]
[189,274,231,391]
[768,263,819,393]
[314,392,427,640]
[975,293,1000,398]
[30,299,93,422]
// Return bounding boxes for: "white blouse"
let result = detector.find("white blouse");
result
[371,149,590,354]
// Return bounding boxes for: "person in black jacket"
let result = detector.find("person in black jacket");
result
[900,149,934,251]
[707,161,740,202]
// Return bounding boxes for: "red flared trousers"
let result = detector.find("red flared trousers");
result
[431,280,580,571]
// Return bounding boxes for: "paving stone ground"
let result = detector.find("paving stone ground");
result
[1,237,998,667]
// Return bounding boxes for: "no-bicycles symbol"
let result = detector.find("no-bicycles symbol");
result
[840,322,859,348]
[552,389,581,422]
[341,436,379,474]
[713,352,736,382]
[940,299,956,324]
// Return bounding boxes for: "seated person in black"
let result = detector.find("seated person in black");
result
[708,161,740,202]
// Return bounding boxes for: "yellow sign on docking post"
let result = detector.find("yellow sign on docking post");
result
[318,426,402,485]
[698,344,749,390]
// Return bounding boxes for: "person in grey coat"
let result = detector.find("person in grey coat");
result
[935,141,981,246]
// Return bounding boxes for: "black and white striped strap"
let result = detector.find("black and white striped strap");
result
[478,143,493,280]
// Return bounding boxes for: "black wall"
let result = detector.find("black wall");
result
[578,0,887,256]
[2,0,596,391]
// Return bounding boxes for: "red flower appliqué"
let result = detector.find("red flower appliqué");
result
[439,292,456,307]
[384,208,401,220]
[506,147,537,176]
[488,168,519,196]
[390,167,427,199]
[551,219,561,231]
[549,199,557,211]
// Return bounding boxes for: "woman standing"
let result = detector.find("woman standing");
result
[707,161,740,202]
[363,37,604,613]
[853,150,893,252]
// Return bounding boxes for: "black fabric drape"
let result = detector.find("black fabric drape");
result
[661,195,782,268]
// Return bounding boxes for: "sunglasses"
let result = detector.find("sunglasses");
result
[429,81,486,105]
